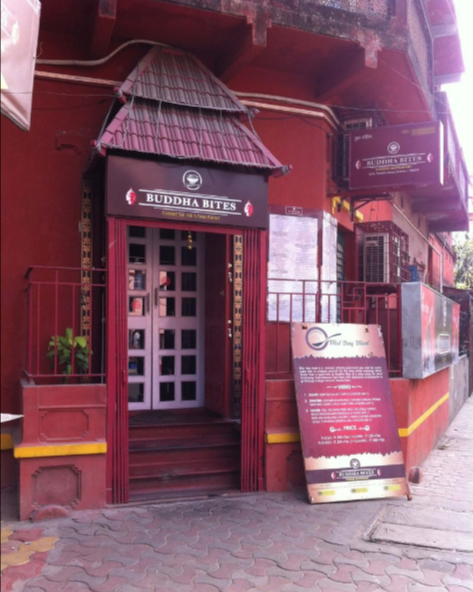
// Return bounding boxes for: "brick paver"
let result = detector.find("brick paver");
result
[2,397,472,591]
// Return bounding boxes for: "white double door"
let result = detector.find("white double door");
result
[127,226,204,410]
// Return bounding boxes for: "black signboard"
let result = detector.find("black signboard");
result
[106,155,269,229]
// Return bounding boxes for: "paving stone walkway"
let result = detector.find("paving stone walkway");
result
[1,397,472,592]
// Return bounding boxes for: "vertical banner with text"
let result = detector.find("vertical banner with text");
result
[292,323,408,504]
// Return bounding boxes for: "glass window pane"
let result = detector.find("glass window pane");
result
[129,244,146,264]
[181,330,196,349]
[159,297,175,317]
[159,329,175,350]
[129,296,144,316]
[182,298,196,317]
[160,229,175,240]
[160,382,175,402]
[129,226,146,238]
[129,329,145,350]
[128,383,144,403]
[182,272,196,291]
[182,355,196,375]
[159,271,175,291]
[182,381,197,401]
[160,245,175,265]
[181,247,197,266]
[160,356,175,375]
[128,269,146,290]
[129,357,145,376]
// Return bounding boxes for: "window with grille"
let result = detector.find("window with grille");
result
[356,222,409,284]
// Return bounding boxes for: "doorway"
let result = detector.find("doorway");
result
[106,219,266,503]
[127,226,204,411]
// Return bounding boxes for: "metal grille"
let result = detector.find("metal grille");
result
[233,235,243,420]
[316,0,393,19]
[357,221,409,284]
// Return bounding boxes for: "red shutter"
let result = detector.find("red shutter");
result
[106,218,129,504]
[241,229,267,492]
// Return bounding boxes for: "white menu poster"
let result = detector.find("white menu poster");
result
[268,214,318,322]
[320,212,338,322]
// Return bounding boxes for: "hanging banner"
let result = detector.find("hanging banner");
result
[292,323,409,504]
[1,0,41,131]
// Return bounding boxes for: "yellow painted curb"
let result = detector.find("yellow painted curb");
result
[265,432,301,444]
[14,442,107,459]
[1,434,13,451]
[265,393,449,444]
[398,393,449,437]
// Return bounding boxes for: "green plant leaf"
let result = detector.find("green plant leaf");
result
[74,336,87,348]
[65,328,73,344]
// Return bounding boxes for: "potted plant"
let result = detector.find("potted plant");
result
[17,328,107,520]
[47,328,91,381]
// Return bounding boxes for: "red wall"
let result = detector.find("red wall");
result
[390,370,450,469]
[1,80,111,413]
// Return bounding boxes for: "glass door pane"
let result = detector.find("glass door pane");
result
[152,229,204,409]
[127,226,152,411]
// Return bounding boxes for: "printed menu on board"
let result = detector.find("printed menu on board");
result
[268,214,318,322]
[292,323,409,504]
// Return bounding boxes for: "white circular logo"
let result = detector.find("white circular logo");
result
[387,141,400,155]
[183,170,202,191]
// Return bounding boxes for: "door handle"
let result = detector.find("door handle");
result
[154,287,158,307]
[146,293,150,314]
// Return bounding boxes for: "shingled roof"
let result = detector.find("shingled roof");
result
[118,46,247,113]
[98,100,282,169]
[94,46,284,173]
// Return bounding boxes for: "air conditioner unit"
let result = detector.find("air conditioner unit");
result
[340,118,373,181]
[363,233,390,283]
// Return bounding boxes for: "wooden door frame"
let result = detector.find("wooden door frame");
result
[106,217,267,503]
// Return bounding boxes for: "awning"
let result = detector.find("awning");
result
[93,46,285,175]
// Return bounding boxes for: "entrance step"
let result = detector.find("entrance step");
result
[129,411,241,499]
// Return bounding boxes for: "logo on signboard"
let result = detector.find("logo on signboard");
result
[182,170,202,191]
[306,327,342,351]
[387,141,400,155]
[244,201,254,217]
[350,458,361,469]
[126,188,137,205]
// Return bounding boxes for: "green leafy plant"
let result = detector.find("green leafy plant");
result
[47,328,91,379]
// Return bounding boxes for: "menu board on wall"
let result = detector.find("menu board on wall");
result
[268,214,318,322]
[292,323,409,504]
[320,212,338,322]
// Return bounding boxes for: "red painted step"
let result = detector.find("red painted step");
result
[128,412,241,500]
[129,420,238,442]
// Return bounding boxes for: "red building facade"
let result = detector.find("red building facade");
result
[1,0,470,517]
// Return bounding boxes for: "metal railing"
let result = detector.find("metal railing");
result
[25,266,106,382]
[266,279,402,378]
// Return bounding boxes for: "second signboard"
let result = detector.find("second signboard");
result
[349,121,443,191]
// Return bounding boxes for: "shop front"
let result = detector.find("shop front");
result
[104,155,275,503]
